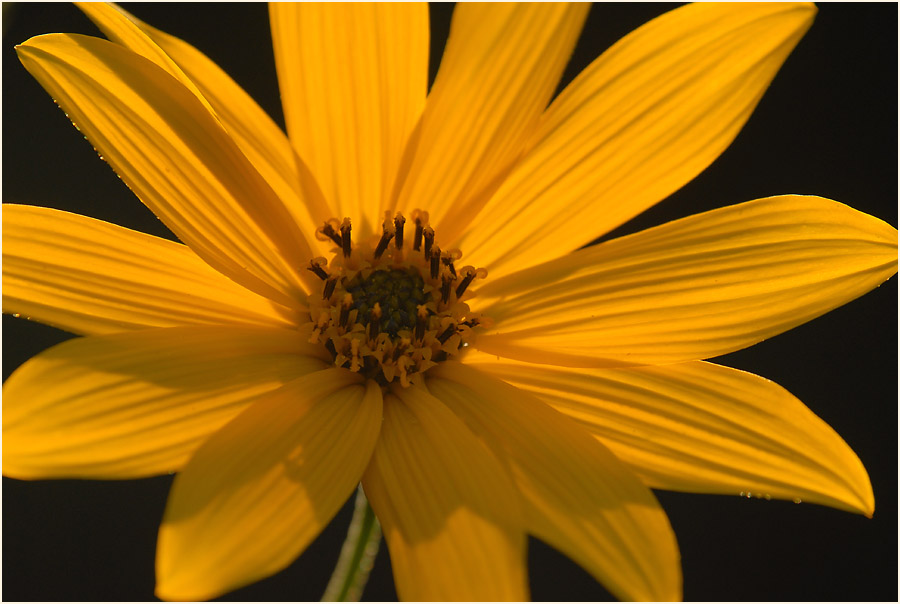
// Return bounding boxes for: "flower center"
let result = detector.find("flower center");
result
[304,211,487,387]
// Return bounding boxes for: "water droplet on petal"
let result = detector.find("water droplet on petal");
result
[793,497,802,504]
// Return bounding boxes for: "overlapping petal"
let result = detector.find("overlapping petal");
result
[76,2,333,253]
[2,326,329,479]
[2,205,294,335]
[476,196,898,367]
[156,369,382,601]
[73,2,213,112]
[458,3,817,278]
[428,362,681,602]
[271,3,428,238]
[466,352,874,516]
[395,3,589,241]
[362,388,528,601]
[16,33,316,307]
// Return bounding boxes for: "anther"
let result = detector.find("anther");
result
[323,277,338,300]
[318,222,342,247]
[413,217,424,251]
[423,227,435,259]
[373,227,394,259]
[455,269,477,299]
[441,255,457,278]
[440,275,452,304]
[415,305,428,342]
[307,258,329,281]
[437,323,457,344]
[339,293,353,328]
[340,218,352,258]
[394,214,406,250]
[430,246,441,280]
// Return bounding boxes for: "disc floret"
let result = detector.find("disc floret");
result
[305,211,487,387]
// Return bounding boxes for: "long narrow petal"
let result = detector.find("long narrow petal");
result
[2,205,294,335]
[394,3,588,241]
[466,352,874,516]
[156,369,382,601]
[2,326,329,480]
[428,362,681,602]
[73,2,213,112]
[271,3,428,237]
[476,196,898,367]
[17,34,315,306]
[76,2,333,253]
[362,388,528,601]
[458,3,816,278]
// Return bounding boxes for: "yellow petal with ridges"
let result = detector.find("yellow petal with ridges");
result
[2,326,329,480]
[428,362,681,602]
[77,2,333,254]
[465,353,874,516]
[74,2,213,114]
[2,205,295,335]
[156,369,381,602]
[17,33,315,307]
[362,388,528,601]
[271,3,428,238]
[476,196,898,367]
[459,3,816,279]
[395,3,589,242]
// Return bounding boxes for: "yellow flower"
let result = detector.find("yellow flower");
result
[3,2,897,602]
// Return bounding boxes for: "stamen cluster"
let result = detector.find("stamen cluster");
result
[305,211,487,387]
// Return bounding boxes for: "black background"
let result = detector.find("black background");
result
[2,3,897,601]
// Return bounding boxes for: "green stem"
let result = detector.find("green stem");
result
[321,485,382,602]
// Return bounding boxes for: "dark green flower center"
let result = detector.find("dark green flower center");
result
[344,268,427,337]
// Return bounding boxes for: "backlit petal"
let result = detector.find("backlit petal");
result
[428,362,681,602]
[271,3,428,238]
[2,326,329,480]
[156,370,382,601]
[466,352,874,516]
[362,388,528,601]
[73,2,212,112]
[395,3,588,242]
[2,205,294,335]
[17,33,315,307]
[76,2,333,253]
[459,3,816,278]
[476,196,898,367]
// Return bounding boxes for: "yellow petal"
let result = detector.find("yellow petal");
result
[395,3,589,242]
[270,3,428,237]
[77,2,333,254]
[156,369,381,601]
[73,2,213,113]
[2,205,294,335]
[476,196,898,367]
[467,352,874,516]
[362,388,528,601]
[459,3,816,279]
[428,362,681,602]
[2,326,329,480]
[16,33,315,307]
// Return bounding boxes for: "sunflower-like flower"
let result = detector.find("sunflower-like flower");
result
[3,2,897,602]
